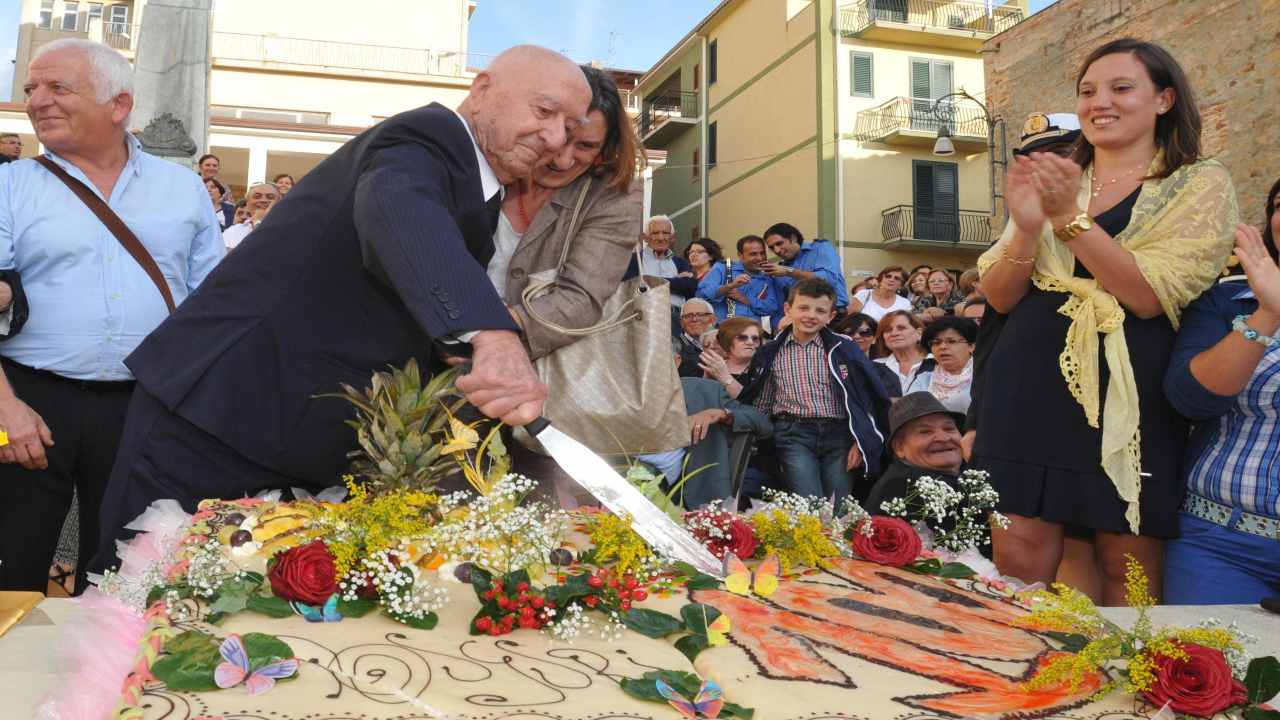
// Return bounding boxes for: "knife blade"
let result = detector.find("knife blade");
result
[526,417,725,578]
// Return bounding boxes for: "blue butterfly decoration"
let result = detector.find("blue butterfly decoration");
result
[291,593,342,622]
[655,677,724,719]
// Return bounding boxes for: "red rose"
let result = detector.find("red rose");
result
[725,517,759,559]
[849,516,922,567]
[268,540,339,605]
[686,510,759,560]
[1141,643,1248,718]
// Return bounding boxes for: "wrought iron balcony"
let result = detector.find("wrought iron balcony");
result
[636,91,699,148]
[881,205,994,248]
[838,0,1024,49]
[853,96,988,149]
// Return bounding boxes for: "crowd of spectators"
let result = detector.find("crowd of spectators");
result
[639,39,1277,610]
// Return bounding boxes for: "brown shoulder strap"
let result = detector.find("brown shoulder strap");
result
[35,154,176,313]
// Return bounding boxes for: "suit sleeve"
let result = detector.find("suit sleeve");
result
[354,143,516,340]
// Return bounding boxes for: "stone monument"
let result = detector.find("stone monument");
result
[129,0,213,167]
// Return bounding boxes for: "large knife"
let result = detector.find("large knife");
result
[525,416,724,578]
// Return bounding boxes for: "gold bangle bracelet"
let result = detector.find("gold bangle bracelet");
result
[999,248,1036,266]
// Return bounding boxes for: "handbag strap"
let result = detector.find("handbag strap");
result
[35,154,176,313]
[520,178,644,337]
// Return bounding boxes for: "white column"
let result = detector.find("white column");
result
[246,142,268,186]
[642,166,653,222]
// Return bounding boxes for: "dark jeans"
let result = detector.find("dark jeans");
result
[0,359,133,592]
[772,418,852,504]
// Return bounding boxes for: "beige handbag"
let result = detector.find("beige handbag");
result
[517,178,689,456]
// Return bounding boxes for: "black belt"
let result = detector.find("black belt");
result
[773,413,842,424]
[1,357,135,392]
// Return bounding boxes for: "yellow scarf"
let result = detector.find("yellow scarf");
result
[978,157,1238,533]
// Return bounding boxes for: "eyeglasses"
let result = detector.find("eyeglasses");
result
[930,337,969,347]
[682,312,714,320]
[687,249,709,256]
[855,328,875,337]
[882,275,905,283]
[735,334,761,344]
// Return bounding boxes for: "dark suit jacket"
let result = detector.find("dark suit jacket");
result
[125,103,516,483]
[219,202,236,229]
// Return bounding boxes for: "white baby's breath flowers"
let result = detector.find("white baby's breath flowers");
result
[877,469,1005,553]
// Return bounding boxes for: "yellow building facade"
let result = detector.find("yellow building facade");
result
[638,0,1027,278]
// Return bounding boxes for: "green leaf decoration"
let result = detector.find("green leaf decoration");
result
[906,558,943,575]
[675,633,711,663]
[620,670,754,719]
[936,562,977,579]
[1245,656,1280,705]
[544,573,592,610]
[164,630,219,656]
[204,611,228,626]
[622,608,684,639]
[242,571,265,585]
[674,562,722,590]
[245,595,294,618]
[681,602,723,636]
[240,633,297,673]
[1043,631,1091,653]
[152,631,222,692]
[1242,707,1280,720]
[469,565,494,600]
[209,591,249,615]
[390,611,438,630]
[336,597,379,618]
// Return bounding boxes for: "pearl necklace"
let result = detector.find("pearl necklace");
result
[1091,164,1146,198]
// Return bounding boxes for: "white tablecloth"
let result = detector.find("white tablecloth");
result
[3,599,1278,717]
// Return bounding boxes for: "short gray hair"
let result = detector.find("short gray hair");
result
[646,215,674,233]
[33,39,133,104]
[681,298,714,316]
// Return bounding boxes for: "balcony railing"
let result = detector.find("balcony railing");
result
[839,0,1024,37]
[210,32,488,77]
[636,91,699,137]
[881,205,993,246]
[853,95,988,143]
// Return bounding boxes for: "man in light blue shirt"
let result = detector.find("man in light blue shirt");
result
[761,222,849,330]
[0,38,222,592]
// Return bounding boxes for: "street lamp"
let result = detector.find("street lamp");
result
[930,89,1006,221]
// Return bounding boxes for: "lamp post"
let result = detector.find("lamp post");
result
[930,90,1007,225]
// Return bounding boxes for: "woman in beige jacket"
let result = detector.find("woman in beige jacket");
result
[492,65,644,361]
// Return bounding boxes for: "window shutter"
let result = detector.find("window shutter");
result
[914,162,934,210]
[910,59,931,100]
[707,122,718,167]
[934,164,958,241]
[850,52,873,97]
[932,61,953,99]
[708,41,718,85]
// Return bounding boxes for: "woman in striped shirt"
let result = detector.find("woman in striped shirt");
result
[1163,177,1280,604]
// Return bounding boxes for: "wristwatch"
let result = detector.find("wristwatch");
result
[1053,212,1093,242]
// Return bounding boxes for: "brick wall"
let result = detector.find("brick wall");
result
[983,0,1280,227]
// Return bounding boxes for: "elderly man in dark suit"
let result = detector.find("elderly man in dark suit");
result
[91,45,592,573]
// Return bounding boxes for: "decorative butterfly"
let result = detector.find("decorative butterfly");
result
[213,633,299,695]
[655,677,724,719]
[291,593,342,623]
[723,553,780,598]
[439,415,480,454]
[706,612,731,646]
